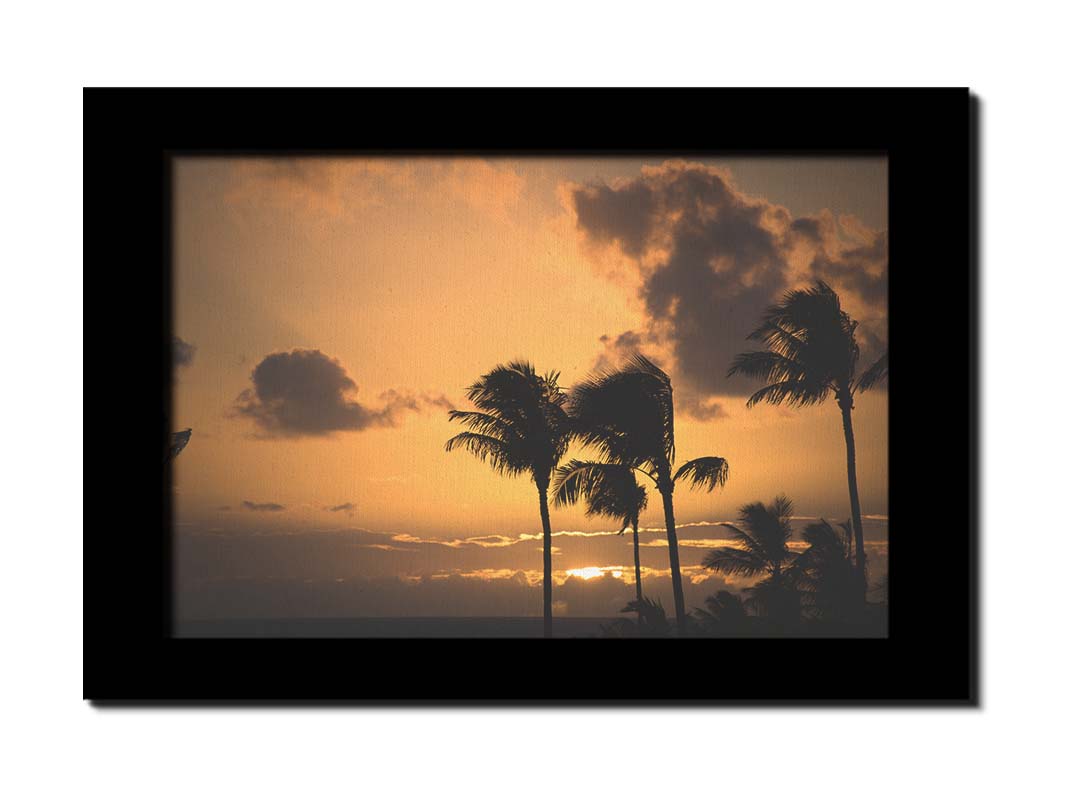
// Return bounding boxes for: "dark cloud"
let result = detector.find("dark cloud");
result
[592,329,649,372]
[572,180,656,258]
[233,349,452,437]
[675,397,729,421]
[810,230,888,308]
[173,336,196,368]
[571,162,887,400]
[242,500,286,512]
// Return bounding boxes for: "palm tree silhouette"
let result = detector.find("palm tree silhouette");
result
[620,596,671,636]
[694,590,749,635]
[701,496,798,624]
[728,281,882,590]
[791,518,866,624]
[445,361,571,638]
[552,459,649,612]
[570,353,729,635]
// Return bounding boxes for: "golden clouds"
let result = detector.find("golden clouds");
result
[223,157,526,223]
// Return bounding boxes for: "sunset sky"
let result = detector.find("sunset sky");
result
[172,155,888,619]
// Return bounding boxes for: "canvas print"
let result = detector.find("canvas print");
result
[171,156,888,638]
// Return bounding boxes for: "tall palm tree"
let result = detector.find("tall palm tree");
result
[445,361,571,638]
[701,496,799,624]
[728,281,882,590]
[552,459,649,609]
[570,353,729,635]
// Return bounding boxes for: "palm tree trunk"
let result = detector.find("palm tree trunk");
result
[838,397,867,595]
[660,490,687,635]
[632,522,643,604]
[538,485,553,638]
[632,520,643,631]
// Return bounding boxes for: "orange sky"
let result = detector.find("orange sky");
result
[172,156,887,554]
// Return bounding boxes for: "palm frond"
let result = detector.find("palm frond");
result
[569,351,675,478]
[551,459,647,528]
[446,361,571,484]
[444,432,524,477]
[673,456,729,492]
[737,496,794,558]
[856,349,888,392]
[447,409,512,439]
[717,522,771,566]
[745,379,830,408]
[731,281,862,406]
[701,546,767,577]
[702,496,796,579]
[727,350,805,383]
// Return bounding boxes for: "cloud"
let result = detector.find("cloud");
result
[675,397,729,421]
[224,158,526,223]
[570,161,887,403]
[325,502,357,517]
[233,349,451,438]
[175,517,889,621]
[173,336,196,368]
[176,569,731,621]
[242,500,286,512]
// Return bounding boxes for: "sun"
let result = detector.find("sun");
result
[566,566,624,580]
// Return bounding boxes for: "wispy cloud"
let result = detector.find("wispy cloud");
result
[242,500,286,512]
[173,335,196,368]
[325,502,357,517]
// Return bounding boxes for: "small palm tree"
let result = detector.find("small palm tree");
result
[702,496,799,624]
[620,596,671,636]
[601,596,671,638]
[570,353,729,634]
[693,590,749,635]
[552,459,649,611]
[728,282,884,590]
[790,519,867,624]
[445,361,571,638]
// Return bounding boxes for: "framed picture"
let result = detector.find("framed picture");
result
[84,88,975,704]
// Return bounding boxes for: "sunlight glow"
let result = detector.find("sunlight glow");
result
[566,566,624,580]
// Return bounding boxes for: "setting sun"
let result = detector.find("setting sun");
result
[567,566,625,580]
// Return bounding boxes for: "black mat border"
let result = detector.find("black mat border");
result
[83,88,977,706]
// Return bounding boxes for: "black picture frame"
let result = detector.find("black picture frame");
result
[84,88,977,705]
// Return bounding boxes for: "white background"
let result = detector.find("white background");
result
[1,2,1064,798]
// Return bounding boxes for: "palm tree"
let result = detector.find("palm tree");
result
[445,361,571,638]
[728,281,883,590]
[552,459,649,610]
[702,496,799,624]
[693,590,749,635]
[601,596,671,638]
[790,518,866,624]
[570,353,729,635]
